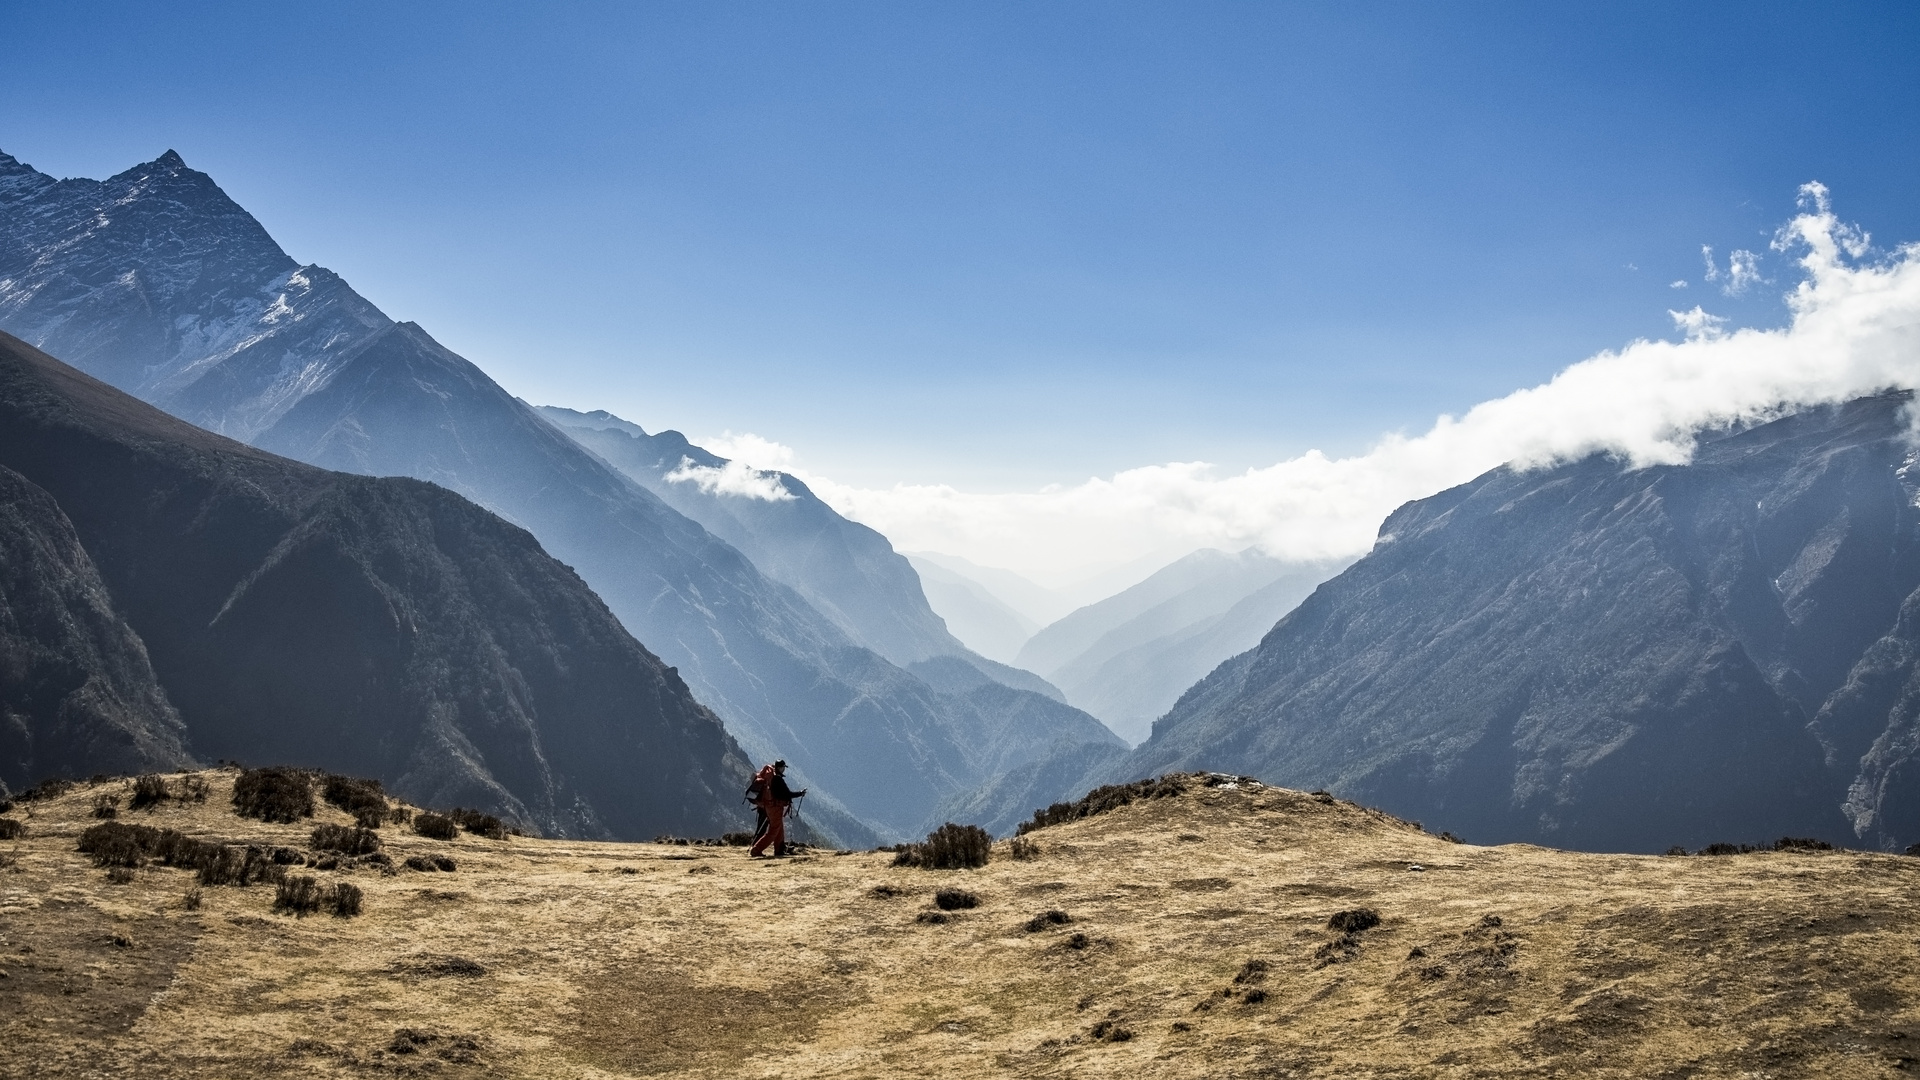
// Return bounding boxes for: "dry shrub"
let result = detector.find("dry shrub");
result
[414,812,459,841]
[1438,831,1465,843]
[1328,908,1381,933]
[1089,1018,1133,1042]
[869,884,906,899]
[387,1029,481,1063]
[91,793,120,818]
[274,875,360,916]
[1700,842,1758,856]
[197,844,286,887]
[1006,837,1040,860]
[1906,843,1920,857]
[20,777,73,802]
[933,887,979,911]
[1233,958,1270,984]
[310,824,383,856]
[183,886,203,911]
[0,818,22,841]
[1024,909,1072,932]
[175,775,211,802]
[893,823,991,870]
[404,854,457,873]
[1018,775,1191,836]
[447,808,508,840]
[275,874,324,915]
[394,954,487,977]
[915,911,950,925]
[1317,909,1382,968]
[106,865,136,884]
[78,821,156,866]
[232,767,314,823]
[129,774,171,810]
[1066,932,1090,950]
[319,773,391,829]
[1773,836,1834,852]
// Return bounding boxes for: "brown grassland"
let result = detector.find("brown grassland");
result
[1,769,1916,1078]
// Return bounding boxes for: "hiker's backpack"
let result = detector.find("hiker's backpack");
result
[744,765,774,805]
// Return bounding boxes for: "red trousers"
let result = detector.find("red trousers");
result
[751,803,787,856]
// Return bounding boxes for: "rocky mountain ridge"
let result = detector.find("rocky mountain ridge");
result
[0,330,752,837]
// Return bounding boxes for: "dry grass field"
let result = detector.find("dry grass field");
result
[2,769,1917,1079]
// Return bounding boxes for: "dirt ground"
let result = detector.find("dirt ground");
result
[2,770,1916,1079]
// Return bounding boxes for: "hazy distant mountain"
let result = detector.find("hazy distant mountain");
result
[904,555,1039,663]
[906,551,1084,627]
[0,330,752,837]
[0,148,1111,840]
[1122,394,1920,853]
[1051,559,1352,743]
[531,405,966,666]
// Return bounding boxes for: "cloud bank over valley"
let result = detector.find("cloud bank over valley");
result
[698,188,1920,586]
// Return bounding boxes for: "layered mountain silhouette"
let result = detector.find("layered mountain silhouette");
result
[0,148,1118,839]
[902,555,1040,665]
[991,395,1920,852]
[1015,548,1347,742]
[0,330,752,836]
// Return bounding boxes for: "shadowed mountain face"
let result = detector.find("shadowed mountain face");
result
[1125,394,1920,853]
[0,149,1114,839]
[0,464,192,794]
[0,330,753,838]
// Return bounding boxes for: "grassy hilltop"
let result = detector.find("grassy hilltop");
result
[2,770,1917,1078]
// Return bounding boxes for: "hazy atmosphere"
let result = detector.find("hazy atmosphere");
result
[8,5,1920,1077]
[7,2,1917,584]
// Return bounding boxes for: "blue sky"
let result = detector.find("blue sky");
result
[3,2,1917,506]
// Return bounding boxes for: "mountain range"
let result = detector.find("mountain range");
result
[0,329,752,837]
[0,148,1118,841]
[970,395,1920,852]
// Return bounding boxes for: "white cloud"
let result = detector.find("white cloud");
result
[700,431,797,473]
[664,456,795,501]
[1669,280,1688,289]
[721,191,1920,584]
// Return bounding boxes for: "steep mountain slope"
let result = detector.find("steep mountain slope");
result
[1047,558,1349,743]
[904,555,1039,663]
[530,405,966,666]
[1129,394,1920,853]
[0,148,1110,839]
[0,464,193,793]
[0,330,752,838]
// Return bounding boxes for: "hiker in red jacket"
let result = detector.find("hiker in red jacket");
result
[749,760,806,858]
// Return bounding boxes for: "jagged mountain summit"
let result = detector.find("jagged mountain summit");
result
[0,330,753,837]
[0,148,1118,840]
[1118,394,1920,853]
